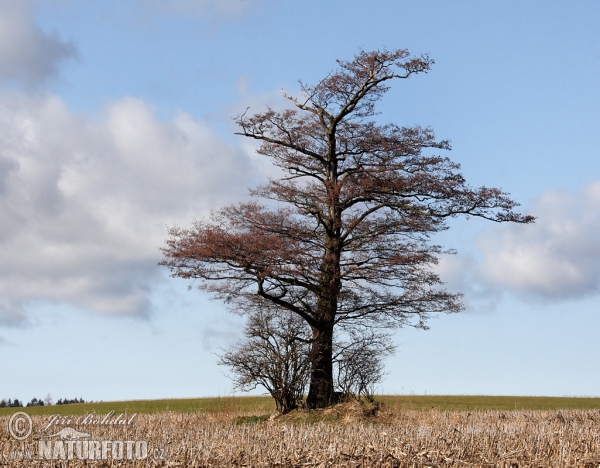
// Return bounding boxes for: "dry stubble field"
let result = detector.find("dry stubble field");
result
[2,400,600,467]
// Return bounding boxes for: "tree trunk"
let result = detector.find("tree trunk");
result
[306,322,334,409]
[274,389,297,414]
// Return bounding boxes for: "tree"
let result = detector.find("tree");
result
[160,48,534,409]
[333,329,395,401]
[27,397,44,407]
[218,299,395,413]
[218,301,312,414]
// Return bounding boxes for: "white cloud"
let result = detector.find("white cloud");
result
[0,1,77,86]
[434,251,502,313]
[478,183,600,301]
[0,93,256,325]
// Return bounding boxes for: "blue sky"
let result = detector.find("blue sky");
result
[1,0,599,403]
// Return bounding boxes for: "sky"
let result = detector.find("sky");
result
[1,0,599,403]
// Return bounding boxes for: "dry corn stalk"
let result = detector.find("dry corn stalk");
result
[1,406,600,467]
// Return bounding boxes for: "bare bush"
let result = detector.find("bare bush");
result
[333,329,396,401]
[218,307,311,414]
[219,307,396,411]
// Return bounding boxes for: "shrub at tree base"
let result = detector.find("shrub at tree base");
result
[218,306,394,413]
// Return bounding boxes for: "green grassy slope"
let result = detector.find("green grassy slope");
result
[378,394,600,411]
[2,394,599,417]
[0,396,274,416]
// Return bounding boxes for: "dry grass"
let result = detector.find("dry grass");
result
[2,402,600,467]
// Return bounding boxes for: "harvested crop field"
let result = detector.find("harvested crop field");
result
[2,402,600,467]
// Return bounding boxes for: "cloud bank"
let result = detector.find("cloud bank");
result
[478,183,600,301]
[4,97,589,326]
[0,1,77,86]
[0,93,256,324]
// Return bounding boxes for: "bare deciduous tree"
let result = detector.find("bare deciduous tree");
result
[333,329,395,401]
[161,48,534,409]
[219,305,396,412]
[218,303,311,414]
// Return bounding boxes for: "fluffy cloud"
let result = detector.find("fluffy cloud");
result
[433,251,502,314]
[0,93,256,324]
[478,183,600,301]
[0,1,77,86]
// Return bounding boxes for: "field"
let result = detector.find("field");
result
[0,395,275,417]
[3,394,600,417]
[2,396,600,466]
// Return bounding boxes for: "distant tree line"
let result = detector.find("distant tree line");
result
[27,397,45,406]
[56,397,85,405]
[0,396,86,407]
[0,399,23,407]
